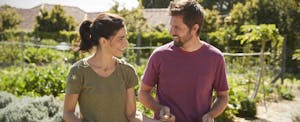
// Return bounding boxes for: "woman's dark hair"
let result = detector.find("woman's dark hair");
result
[78,13,125,52]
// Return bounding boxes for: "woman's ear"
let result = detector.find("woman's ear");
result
[99,37,107,46]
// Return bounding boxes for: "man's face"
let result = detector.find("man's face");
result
[169,15,192,47]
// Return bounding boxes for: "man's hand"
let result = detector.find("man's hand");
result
[202,113,214,122]
[159,106,175,122]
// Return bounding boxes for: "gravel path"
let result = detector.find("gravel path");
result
[236,84,300,122]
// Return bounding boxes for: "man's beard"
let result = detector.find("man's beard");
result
[173,32,192,47]
[174,40,183,47]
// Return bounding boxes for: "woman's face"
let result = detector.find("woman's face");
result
[107,27,128,57]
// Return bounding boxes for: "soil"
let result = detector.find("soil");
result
[235,84,300,122]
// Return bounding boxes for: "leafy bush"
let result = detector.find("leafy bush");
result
[237,98,257,118]
[0,92,63,122]
[0,63,69,97]
[24,47,72,65]
[0,44,22,65]
[0,91,16,109]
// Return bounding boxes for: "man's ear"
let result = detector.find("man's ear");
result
[192,24,199,35]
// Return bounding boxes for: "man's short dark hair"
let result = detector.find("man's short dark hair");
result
[169,0,205,35]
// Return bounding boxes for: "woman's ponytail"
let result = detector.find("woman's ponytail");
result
[78,20,93,52]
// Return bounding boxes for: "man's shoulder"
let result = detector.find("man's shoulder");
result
[153,42,174,54]
[202,41,224,58]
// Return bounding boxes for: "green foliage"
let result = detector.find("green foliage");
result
[199,0,246,14]
[202,9,222,34]
[0,29,27,41]
[237,98,257,118]
[0,43,73,66]
[33,5,77,40]
[208,26,238,52]
[109,2,148,33]
[293,49,300,60]
[237,24,283,66]
[122,43,137,65]
[228,0,300,74]
[226,0,259,27]
[278,86,295,100]
[0,63,69,97]
[0,43,22,65]
[0,93,63,122]
[24,47,63,64]
[127,30,171,59]
[237,24,283,45]
[0,5,23,31]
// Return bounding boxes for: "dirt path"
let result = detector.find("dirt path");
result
[236,84,300,122]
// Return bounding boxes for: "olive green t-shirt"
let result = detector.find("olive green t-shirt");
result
[66,58,138,122]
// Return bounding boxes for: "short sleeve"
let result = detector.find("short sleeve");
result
[125,66,138,89]
[65,66,83,94]
[142,52,160,87]
[213,56,229,91]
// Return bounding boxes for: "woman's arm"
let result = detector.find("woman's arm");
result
[63,94,81,122]
[126,87,140,122]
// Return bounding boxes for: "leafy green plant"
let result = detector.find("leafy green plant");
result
[278,86,295,100]
[237,98,257,118]
[0,63,69,97]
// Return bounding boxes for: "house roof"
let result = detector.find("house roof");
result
[143,8,170,29]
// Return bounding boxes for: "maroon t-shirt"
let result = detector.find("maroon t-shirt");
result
[142,41,229,122]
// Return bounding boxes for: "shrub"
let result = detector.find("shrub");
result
[0,63,69,97]
[0,94,63,122]
[0,91,16,109]
[237,98,257,118]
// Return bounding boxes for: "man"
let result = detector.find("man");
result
[138,0,229,122]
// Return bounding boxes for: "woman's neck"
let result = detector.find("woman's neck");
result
[88,50,116,69]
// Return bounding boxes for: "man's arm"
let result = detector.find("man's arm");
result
[138,83,175,121]
[138,83,162,113]
[202,90,229,122]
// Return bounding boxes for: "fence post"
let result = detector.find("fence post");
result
[136,31,141,65]
[271,34,287,84]
[281,34,287,84]
[21,32,25,71]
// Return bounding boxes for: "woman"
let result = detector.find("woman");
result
[63,13,158,122]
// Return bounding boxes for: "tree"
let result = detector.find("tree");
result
[237,24,283,98]
[255,0,300,73]
[34,5,76,33]
[0,5,23,31]
[199,0,246,14]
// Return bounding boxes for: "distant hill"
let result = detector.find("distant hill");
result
[0,4,170,31]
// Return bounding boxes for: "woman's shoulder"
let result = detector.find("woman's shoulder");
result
[70,59,89,71]
[116,58,135,71]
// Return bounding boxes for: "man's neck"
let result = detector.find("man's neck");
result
[180,37,203,52]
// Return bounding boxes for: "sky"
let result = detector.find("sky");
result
[0,0,139,12]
